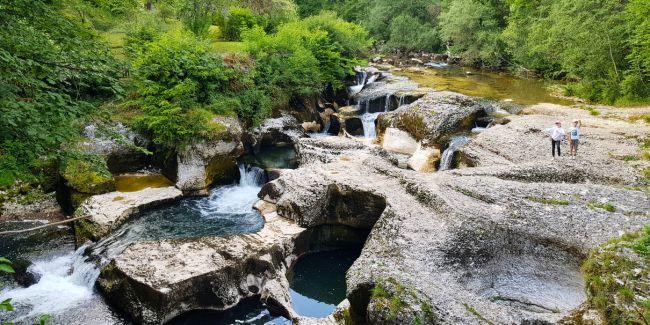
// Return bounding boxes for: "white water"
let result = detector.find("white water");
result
[399,94,407,106]
[348,70,367,96]
[361,112,382,139]
[0,244,99,321]
[384,94,392,112]
[1,165,267,323]
[439,135,470,171]
[196,165,265,218]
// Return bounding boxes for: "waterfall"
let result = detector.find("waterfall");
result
[471,122,487,133]
[384,94,392,112]
[361,112,381,139]
[348,70,367,96]
[0,164,268,322]
[439,135,470,171]
[399,94,407,106]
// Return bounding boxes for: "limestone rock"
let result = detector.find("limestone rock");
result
[378,91,487,146]
[175,116,244,195]
[96,205,307,324]
[0,192,65,223]
[407,145,440,172]
[302,121,321,133]
[382,128,419,155]
[249,113,306,150]
[79,122,151,173]
[259,136,648,324]
[74,186,182,242]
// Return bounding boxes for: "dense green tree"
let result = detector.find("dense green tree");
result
[439,0,508,68]
[0,0,121,187]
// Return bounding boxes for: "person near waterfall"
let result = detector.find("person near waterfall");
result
[568,119,581,157]
[546,121,566,157]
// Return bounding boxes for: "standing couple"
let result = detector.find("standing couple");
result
[547,120,581,157]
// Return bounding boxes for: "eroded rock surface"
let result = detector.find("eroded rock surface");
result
[261,131,648,324]
[79,122,151,173]
[74,186,182,242]
[0,192,65,223]
[96,202,306,324]
[249,113,306,151]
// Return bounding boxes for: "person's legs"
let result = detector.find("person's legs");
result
[551,139,556,157]
[557,140,561,156]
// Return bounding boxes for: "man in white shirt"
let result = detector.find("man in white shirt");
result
[547,121,566,157]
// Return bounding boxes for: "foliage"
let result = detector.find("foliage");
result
[244,12,370,108]
[131,29,235,148]
[582,226,650,324]
[588,201,616,213]
[0,0,122,188]
[439,0,508,68]
[222,7,263,41]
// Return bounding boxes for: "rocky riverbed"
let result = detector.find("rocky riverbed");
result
[1,64,648,325]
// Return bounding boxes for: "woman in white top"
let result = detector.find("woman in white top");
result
[547,121,566,157]
[569,120,581,157]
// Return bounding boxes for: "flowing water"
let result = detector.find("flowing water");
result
[0,165,267,324]
[396,64,574,106]
[439,135,470,171]
[360,112,382,139]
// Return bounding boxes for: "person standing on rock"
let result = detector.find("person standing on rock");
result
[546,121,566,157]
[568,119,581,157]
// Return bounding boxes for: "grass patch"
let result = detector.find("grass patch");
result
[581,226,650,324]
[588,201,616,212]
[463,303,494,325]
[370,277,437,323]
[580,105,601,116]
[527,197,570,205]
[210,41,247,54]
[628,113,650,124]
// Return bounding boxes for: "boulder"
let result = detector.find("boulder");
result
[175,116,244,195]
[79,122,151,173]
[74,186,182,243]
[0,192,65,223]
[407,145,440,172]
[382,128,419,155]
[302,121,321,133]
[11,259,40,287]
[378,91,487,146]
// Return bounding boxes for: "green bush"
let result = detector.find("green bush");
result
[223,7,263,41]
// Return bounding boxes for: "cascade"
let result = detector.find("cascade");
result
[439,135,470,171]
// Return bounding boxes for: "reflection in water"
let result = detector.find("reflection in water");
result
[239,146,298,169]
[114,173,173,192]
[288,249,361,318]
[396,65,573,106]
[168,299,289,325]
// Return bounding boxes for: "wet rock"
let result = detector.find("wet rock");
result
[74,186,182,243]
[12,259,40,287]
[175,116,244,195]
[382,128,418,155]
[378,91,486,146]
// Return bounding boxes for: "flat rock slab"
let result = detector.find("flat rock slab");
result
[96,203,307,324]
[75,186,182,241]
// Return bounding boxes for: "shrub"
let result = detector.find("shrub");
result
[223,7,263,41]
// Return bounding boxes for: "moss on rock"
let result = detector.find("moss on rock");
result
[368,277,438,324]
[61,153,115,195]
[578,226,649,324]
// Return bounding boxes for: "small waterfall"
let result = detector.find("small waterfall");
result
[399,94,407,106]
[471,122,487,133]
[238,164,267,187]
[384,94,392,112]
[439,135,470,171]
[348,70,368,96]
[361,112,381,139]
